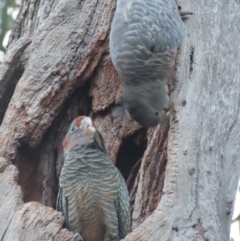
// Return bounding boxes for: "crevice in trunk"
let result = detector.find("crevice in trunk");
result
[0,64,24,125]
[116,128,148,181]
[15,144,44,203]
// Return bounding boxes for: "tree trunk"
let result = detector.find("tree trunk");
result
[0,0,239,240]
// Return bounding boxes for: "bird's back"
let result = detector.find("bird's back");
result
[110,0,184,82]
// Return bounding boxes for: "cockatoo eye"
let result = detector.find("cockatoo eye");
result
[70,126,76,132]
[155,111,159,116]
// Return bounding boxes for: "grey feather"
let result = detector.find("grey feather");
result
[110,0,184,127]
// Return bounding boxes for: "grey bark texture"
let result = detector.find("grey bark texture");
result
[0,0,239,240]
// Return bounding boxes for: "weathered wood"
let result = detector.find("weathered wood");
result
[0,35,31,123]
[0,158,23,239]
[131,123,169,229]
[3,202,73,241]
[0,158,73,241]
[0,0,115,161]
[121,0,240,240]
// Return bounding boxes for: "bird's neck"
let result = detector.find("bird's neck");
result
[63,145,111,168]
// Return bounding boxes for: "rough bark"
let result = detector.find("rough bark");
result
[0,0,239,240]
[123,0,240,240]
[0,157,73,240]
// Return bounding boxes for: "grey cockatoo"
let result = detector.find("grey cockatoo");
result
[110,0,185,127]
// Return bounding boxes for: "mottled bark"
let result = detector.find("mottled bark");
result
[0,0,239,240]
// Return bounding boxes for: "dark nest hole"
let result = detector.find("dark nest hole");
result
[15,143,53,204]
[116,128,148,187]
[14,84,92,208]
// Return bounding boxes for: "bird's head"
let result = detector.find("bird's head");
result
[123,85,171,127]
[63,116,106,153]
[127,102,169,127]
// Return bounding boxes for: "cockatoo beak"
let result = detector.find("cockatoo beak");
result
[81,117,96,133]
